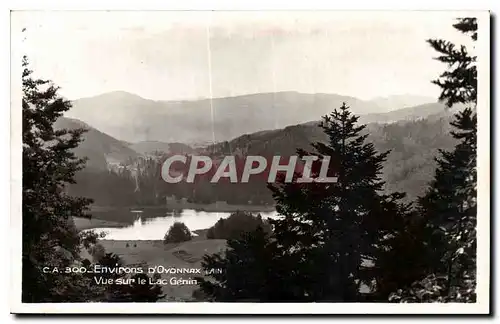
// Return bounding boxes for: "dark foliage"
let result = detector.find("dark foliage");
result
[163,222,193,244]
[22,58,165,303]
[427,18,477,107]
[22,56,96,302]
[206,211,272,240]
[391,17,478,303]
[266,103,409,301]
[197,227,297,301]
[89,253,165,302]
[199,103,410,302]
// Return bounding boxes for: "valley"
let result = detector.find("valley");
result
[59,92,456,208]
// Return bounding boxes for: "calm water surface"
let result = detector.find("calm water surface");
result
[88,209,279,240]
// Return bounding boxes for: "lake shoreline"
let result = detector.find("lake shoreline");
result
[75,209,275,301]
[74,207,278,240]
[72,217,129,231]
[74,219,220,240]
[80,234,228,301]
[89,203,276,213]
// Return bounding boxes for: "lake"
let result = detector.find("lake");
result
[85,208,279,241]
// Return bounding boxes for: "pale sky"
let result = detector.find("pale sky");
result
[12,11,474,101]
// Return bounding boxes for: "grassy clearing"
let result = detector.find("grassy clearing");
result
[92,238,226,301]
[77,218,227,301]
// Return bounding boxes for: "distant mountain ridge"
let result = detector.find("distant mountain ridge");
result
[368,95,437,112]
[66,91,437,144]
[358,102,454,124]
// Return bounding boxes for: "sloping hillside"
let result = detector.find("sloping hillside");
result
[54,117,139,170]
[367,95,437,112]
[207,114,457,201]
[358,102,456,124]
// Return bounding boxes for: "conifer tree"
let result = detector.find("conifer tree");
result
[427,18,477,108]
[199,103,410,302]
[197,226,293,301]
[370,202,432,301]
[22,56,95,302]
[268,103,407,301]
[390,18,478,303]
[22,58,163,303]
[198,18,479,303]
[420,111,476,299]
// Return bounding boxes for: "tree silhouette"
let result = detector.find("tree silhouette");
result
[164,222,192,244]
[22,56,95,302]
[268,103,408,301]
[427,18,477,107]
[197,226,288,301]
[199,103,408,302]
[391,17,478,303]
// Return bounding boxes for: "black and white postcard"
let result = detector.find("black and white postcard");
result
[9,10,491,315]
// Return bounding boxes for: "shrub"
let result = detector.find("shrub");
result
[164,222,193,244]
[206,211,272,240]
[89,243,106,262]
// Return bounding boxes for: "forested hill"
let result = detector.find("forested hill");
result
[206,102,453,157]
[54,117,139,170]
[207,112,458,200]
[66,110,459,206]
